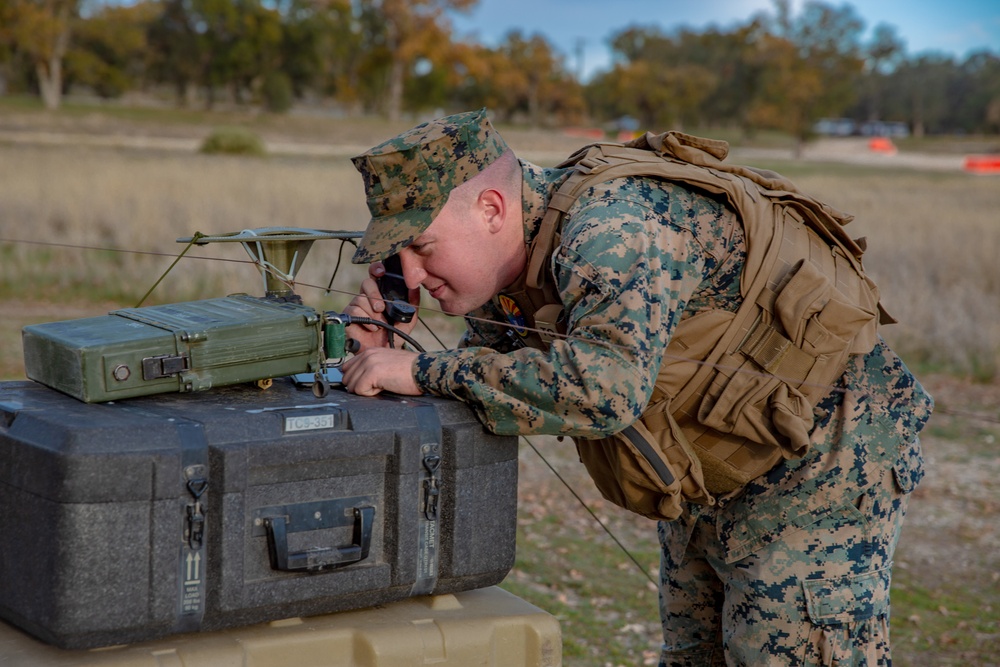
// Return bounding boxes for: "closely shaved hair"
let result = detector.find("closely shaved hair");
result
[447,149,521,208]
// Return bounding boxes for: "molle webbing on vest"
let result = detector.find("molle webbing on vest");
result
[516,131,886,521]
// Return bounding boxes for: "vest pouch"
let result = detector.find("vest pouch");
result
[773,260,878,385]
[574,399,714,521]
[697,358,803,452]
[698,258,876,459]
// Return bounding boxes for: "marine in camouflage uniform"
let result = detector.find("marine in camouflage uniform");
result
[341,109,933,666]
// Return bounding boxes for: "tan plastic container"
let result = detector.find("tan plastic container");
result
[0,587,561,667]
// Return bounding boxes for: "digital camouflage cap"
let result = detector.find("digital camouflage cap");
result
[350,108,509,264]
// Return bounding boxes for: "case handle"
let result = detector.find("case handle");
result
[264,506,374,572]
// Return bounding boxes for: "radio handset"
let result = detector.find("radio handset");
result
[377,254,416,326]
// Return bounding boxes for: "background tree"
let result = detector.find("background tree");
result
[4,0,80,109]
[147,0,208,106]
[228,0,284,104]
[1,0,998,138]
[446,40,500,112]
[885,53,954,137]
[147,0,283,108]
[595,26,718,131]
[494,30,569,125]
[67,1,157,99]
[198,0,283,106]
[400,21,456,113]
[278,0,362,107]
[860,22,906,122]
[954,50,1000,134]
[750,0,865,153]
[745,30,823,151]
[0,0,14,93]
[685,22,765,135]
[359,0,475,121]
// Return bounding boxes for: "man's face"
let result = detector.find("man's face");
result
[394,195,516,316]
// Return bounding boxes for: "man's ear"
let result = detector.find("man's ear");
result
[478,189,506,233]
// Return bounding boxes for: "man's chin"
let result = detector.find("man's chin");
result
[435,296,488,318]
[433,297,460,318]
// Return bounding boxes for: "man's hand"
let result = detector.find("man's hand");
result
[343,261,420,351]
[341,348,421,397]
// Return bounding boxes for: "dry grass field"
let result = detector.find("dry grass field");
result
[0,106,998,665]
[758,163,1000,382]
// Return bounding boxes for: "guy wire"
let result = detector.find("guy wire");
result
[134,232,207,308]
[0,237,252,266]
[521,435,658,588]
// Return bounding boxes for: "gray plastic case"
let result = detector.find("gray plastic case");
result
[0,379,518,649]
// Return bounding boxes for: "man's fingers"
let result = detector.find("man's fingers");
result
[340,355,378,396]
[340,348,420,397]
[360,277,385,314]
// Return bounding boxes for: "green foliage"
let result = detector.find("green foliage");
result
[66,1,155,99]
[66,50,130,98]
[199,126,266,156]
[5,0,999,133]
[261,71,293,113]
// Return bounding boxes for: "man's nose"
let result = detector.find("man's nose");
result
[398,250,426,290]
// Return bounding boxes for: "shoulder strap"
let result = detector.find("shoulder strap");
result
[526,143,679,290]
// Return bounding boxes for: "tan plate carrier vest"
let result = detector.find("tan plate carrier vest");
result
[502,131,890,521]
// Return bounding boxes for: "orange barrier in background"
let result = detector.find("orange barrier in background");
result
[563,127,605,140]
[868,137,897,154]
[963,154,1000,174]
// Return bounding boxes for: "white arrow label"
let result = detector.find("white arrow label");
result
[186,552,202,582]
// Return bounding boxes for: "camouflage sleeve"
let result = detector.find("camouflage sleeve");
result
[414,179,731,437]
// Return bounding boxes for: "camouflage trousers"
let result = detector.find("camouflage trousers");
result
[656,464,910,667]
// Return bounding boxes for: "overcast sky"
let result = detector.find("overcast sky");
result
[449,0,1000,80]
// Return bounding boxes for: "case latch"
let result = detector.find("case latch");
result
[185,474,208,550]
[421,452,442,521]
[143,353,191,380]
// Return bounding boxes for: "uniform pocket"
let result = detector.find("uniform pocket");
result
[802,566,891,625]
[801,568,892,666]
[697,259,878,459]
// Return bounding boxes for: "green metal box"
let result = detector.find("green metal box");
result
[22,295,323,403]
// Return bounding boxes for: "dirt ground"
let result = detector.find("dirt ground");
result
[898,375,1000,576]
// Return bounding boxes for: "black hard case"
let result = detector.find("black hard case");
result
[0,379,518,650]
